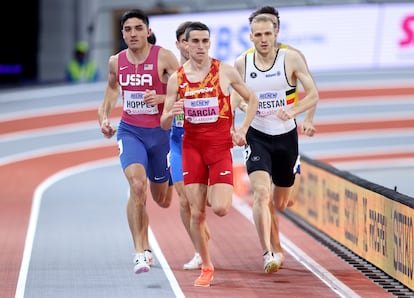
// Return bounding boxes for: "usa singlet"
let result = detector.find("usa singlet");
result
[118,45,166,128]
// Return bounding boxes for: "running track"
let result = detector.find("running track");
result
[0,74,413,297]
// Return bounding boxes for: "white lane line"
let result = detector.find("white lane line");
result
[302,147,414,160]
[331,158,414,171]
[14,158,117,298]
[0,103,102,121]
[0,121,100,141]
[0,115,121,140]
[148,228,185,298]
[14,159,184,298]
[299,128,414,142]
[0,140,114,167]
[232,195,361,298]
[309,112,414,123]
[0,82,106,103]
[317,96,414,105]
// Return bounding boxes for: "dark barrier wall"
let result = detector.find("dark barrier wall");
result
[290,155,414,291]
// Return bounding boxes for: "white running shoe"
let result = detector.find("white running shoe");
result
[144,249,155,266]
[263,251,280,273]
[183,252,202,270]
[133,253,150,274]
[273,252,285,269]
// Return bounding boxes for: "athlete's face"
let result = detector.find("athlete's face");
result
[186,30,210,62]
[122,17,151,50]
[250,20,277,54]
[176,33,189,62]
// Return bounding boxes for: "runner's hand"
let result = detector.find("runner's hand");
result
[301,120,316,137]
[101,118,116,139]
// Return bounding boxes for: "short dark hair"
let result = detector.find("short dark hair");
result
[176,21,192,41]
[248,6,280,26]
[148,32,156,45]
[184,22,210,41]
[120,9,149,28]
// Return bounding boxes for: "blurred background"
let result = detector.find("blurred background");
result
[1,3,413,294]
[1,0,413,87]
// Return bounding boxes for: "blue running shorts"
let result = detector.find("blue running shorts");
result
[169,125,184,183]
[117,120,170,183]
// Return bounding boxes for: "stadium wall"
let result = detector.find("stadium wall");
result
[233,156,414,291]
[38,2,414,83]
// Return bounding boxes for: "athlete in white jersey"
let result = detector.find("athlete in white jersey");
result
[236,6,317,263]
[245,48,297,135]
[233,15,319,274]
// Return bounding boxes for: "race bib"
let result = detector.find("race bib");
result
[123,90,158,115]
[175,112,184,127]
[256,91,285,116]
[184,97,219,124]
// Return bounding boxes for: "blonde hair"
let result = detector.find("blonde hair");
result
[250,15,276,31]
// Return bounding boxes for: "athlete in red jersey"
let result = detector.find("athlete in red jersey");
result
[98,9,179,275]
[161,22,258,287]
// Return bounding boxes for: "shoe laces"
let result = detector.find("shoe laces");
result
[134,253,146,264]
[144,250,153,257]
[263,251,273,258]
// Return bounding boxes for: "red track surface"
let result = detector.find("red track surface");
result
[2,86,412,297]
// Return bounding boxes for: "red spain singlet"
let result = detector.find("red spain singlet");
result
[178,58,234,185]
[177,58,233,148]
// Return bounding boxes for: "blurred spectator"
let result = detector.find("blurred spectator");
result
[65,41,99,83]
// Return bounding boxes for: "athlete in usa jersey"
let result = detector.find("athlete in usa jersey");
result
[98,9,179,275]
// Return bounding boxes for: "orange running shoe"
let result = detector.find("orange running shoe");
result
[194,267,214,287]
